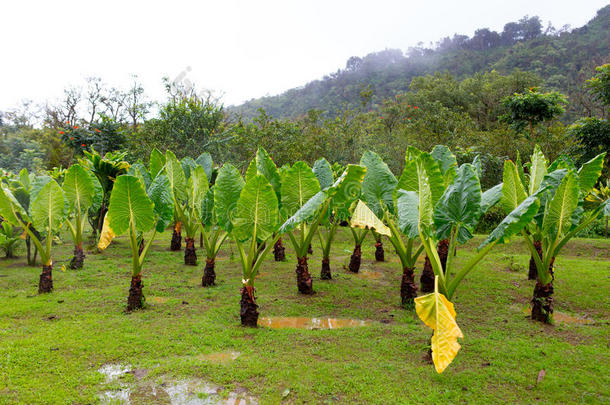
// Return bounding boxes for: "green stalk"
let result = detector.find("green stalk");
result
[446,243,495,299]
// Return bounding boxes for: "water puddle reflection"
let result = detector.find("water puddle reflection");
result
[258,317,371,329]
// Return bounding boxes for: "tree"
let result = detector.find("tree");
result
[586,63,610,107]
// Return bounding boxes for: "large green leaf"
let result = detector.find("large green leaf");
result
[396,190,420,239]
[0,186,27,225]
[86,169,103,212]
[433,164,482,244]
[280,161,320,218]
[313,158,334,190]
[107,175,155,235]
[149,148,166,179]
[30,175,53,205]
[528,145,547,196]
[181,157,198,180]
[165,151,186,201]
[63,164,95,214]
[330,164,367,220]
[542,171,579,239]
[279,190,327,234]
[187,166,209,216]
[147,174,174,232]
[480,193,541,248]
[232,174,278,242]
[431,145,457,186]
[577,153,605,196]
[196,152,214,180]
[128,162,151,190]
[480,183,502,214]
[31,180,65,234]
[360,151,397,218]
[255,148,281,199]
[214,164,244,232]
[201,186,215,226]
[397,152,445,211]
[500,160,527,213]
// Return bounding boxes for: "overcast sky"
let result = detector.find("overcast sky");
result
[1,0,607,112]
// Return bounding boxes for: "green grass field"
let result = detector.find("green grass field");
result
[1,229,608,404]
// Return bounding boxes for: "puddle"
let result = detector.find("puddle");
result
[353,270,382,280]
[149,297,169,304]
[98,364,257,404]
[197,351,241,363]
[515,305,594,325]
[258,317,371,329]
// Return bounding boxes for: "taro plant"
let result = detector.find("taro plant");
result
[0,177,66,293]
[215,163,279,326]
[395,156,536,373]
[62,164,96,269]
[0,221,21,258]
[509,152,608,323]
[99,174,173,311]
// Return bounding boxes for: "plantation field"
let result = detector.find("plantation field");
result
[0,229,608,404]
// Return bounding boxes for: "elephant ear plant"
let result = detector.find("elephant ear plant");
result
[62,164,96,269]
[99,174,174,311]
[215,162,279,327]
[400,160,538,373]
[0,177,66,293]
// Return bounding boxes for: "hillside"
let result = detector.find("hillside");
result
[231,6,610,120]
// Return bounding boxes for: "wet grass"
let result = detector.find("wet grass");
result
[0,229,609,404]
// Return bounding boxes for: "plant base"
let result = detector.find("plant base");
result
[320,257,332,280]
[349,245,361,273]
[528,240,542,280]
[202,258,216,286]
[420,256,435,293]
[127,274,144,311]
[531,280,554,323]
[38,264,53,294]
[69,245,85,270]
[184,237,197,265]
[401,266,417,308]
[308,244,313,255]
[240,286,259,327]
[296,256,314,294]
[170,229,182,251]
[437,238,449,271]
[273,238,286,262]
[374,241,385,262]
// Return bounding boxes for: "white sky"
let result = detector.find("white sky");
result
[0,0,607,111]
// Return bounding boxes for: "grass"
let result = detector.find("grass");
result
[0,228,609,404]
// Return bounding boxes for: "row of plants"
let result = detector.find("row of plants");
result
[0,145,607,374]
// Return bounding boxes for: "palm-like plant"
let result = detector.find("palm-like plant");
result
[62,164,96,269]
[0,177,66,293]
[99,174,173,310]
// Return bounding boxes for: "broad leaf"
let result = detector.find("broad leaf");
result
[181,157,198,180]
[330,164,367,220]
[128,162,151,190]
[577,153,605,196]
[98,214,115,250]
[528,145,547,196]
[255,148,281,199]
[280,161,320,218]
[187,166,209,215]
[196,152,214,180]
[396,190,419,239]
[481,193,542,248]
[107,175,155,235]
[147,174,174,232]
[63,164,95,214]
[31,180,65,234]
[149,148,165,179]
[480,183,502,214]
[201,186,215,226]
[312,158,334,190]
[0,186,27,225]
[431,145,457,186]
[165,150,186,201]
[415,278,463,374]
[542,171,579,239]
[360,151,397,218]
[30,175,53,205]
[433,164,482,244]
[232,174,278,242]
[500,160,527,213]
[279,191,327,234]
[350,200,391,236]
[214,164,244,232]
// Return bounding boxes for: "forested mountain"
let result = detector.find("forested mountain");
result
[231,5,610,120]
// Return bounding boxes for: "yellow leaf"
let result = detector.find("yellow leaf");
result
[98,214,115,250]
[349,200,391,236]
[414,276,463,373]
[60,265,66,273]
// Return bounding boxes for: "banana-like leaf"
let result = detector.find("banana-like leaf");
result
[480,183,502,214]
[280,161,320,218]
[232,174,278,242]
[431,145,457,186]
[396,190,419,239]
[500,160,527,214]
[165,151,186,201]
[214,164,244,232]
[187,166,209,216]
[63,164,95,214]
[528,145,547,196]
[201,186,215,227]
[128,162,151,190]
[255,148,281,200]
[30,175,53,204]
[98,214,115,250]
[149,148,166,179]
[548,155,576,172]
[313,158,334,190]
[542,171,579,239]
[86,169,103,212]
[433,164,482,244]
[414,277,463,374]
[181,157,198,180]
[196,152,214,180]
[279,191,327,234]
[515,152,527,190]
[31,180,65,234]
[330,164,367,220]
[480,193,542,248]
[350,200,390,236]
[577,153,605,196]
[0,186,27,225]
[107,175,155,235]
[360,151,397,218]
[147,174,174,232]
